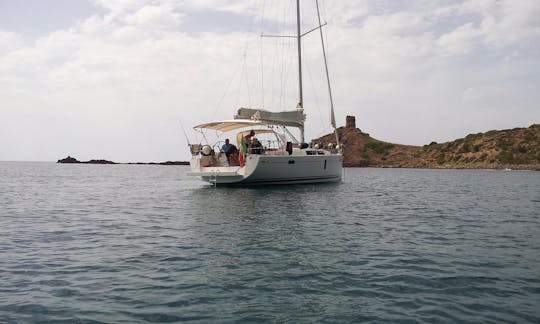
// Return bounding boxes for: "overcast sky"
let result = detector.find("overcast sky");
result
[1,0,539,162]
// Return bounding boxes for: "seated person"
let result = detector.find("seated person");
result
[228,150,240,166]
[221,138,237,163]
[251,138,263,154]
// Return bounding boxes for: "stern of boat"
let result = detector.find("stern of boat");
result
[187,145,249,184]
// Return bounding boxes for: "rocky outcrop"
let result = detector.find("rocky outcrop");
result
[86,159,116,164]
[57,156,115,164]
[57,156,79,163]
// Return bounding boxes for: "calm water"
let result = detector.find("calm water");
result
[1,162,539,323]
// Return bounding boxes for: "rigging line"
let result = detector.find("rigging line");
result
[267,1,277,110]
[278,1,287,110]
[235,55,245,109]
[259,39,265,108]
[179,121,191,147]
[282,1,291,109]
[284,1,294,108]
[305,55,326,135]
[284,1,296,109]
[243,53,252,107]
[243,0,259,108]
[279,41,292,110]
[259,0,267,33]
[212,56,243,120]
[213,0,258,119]
[259,0,267,108]
[271,34,279,110]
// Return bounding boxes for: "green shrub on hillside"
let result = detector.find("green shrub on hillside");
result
[496,139,513,150]
[466,133,481,140]
[423,141,437,152]
[497,151,515,164]
[524,132,537,141]
[437,153,446,165]
[516,145,527,154]
[365,142,394,155]
[459,142,471,153]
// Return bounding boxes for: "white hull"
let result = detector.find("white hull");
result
[188,152,342,185]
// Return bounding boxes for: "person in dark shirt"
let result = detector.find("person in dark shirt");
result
[221,139,237,164]
[251,138,263,154]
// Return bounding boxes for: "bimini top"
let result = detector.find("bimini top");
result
[193,120,263,132]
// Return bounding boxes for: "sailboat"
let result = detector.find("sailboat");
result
[187,0,343,185]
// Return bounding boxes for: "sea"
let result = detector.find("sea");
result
[1,161,539,323]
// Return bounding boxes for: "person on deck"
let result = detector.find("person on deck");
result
[239,130,255,167]
[244,130,255,147]
[251,138,262,154]
[221,139,237,164]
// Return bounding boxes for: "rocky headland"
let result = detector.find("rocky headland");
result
[316,116,540,170]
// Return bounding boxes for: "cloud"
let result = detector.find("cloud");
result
[123,5,185,29]
[0,31,23,55]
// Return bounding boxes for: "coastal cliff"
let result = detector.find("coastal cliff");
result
[316,117,540,170]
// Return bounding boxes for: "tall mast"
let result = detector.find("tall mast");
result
[296,0,305,143]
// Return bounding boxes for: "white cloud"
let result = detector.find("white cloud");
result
[0,30,23,55]
[122,5,184,29]
[183,0,257,15]
[93,0,149,14]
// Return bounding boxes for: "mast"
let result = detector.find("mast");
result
[296,0,305,143]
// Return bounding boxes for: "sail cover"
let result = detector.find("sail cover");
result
[235,108,305,128]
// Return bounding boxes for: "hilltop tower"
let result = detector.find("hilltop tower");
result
[346,115,356,129]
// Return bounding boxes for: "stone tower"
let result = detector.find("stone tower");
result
[346,115,356,129]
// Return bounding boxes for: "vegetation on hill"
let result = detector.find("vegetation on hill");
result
[316,124,540,170]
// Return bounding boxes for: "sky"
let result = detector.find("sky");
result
[1,0,539,162]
